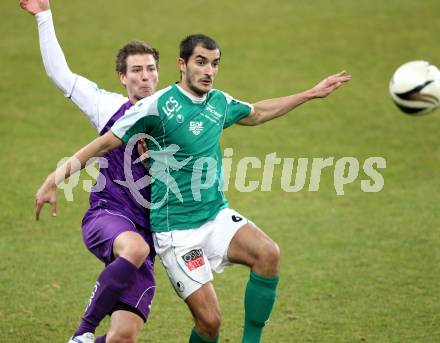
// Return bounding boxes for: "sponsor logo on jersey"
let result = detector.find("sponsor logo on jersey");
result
[176,114,184,123]
[189,121,204,135]
[182,249,205,271]
[200,104,222,125]
[206,104,222,118]
[162,96,182,118]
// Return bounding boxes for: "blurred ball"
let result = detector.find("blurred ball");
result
[389,60,440,115]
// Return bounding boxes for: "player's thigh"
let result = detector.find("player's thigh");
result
[227,222,279,268]
[107,310,144,343]
[82,208,140,264]
[185,282,221,328]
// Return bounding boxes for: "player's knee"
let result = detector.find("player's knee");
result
[268,241,280,264]
[106,327,137,343]
[117,240,150,268]
[196,312,221,338]
[257,240,280,272]
[127,242,150,268]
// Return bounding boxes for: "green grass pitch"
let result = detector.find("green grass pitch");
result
[1,0,440,342]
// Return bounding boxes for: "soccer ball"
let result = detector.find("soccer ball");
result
[389,60,440,115]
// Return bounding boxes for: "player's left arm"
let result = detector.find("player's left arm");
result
[239,71,351,126]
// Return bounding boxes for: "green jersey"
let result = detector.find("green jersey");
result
[112,84,252,232]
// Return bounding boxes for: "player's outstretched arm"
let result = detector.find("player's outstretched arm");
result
[21,0,77,97]
[22,0,106,121]
[35,132,123,220]
[20,0,49,15]
[239,71,352,126]
[22,0,125,128]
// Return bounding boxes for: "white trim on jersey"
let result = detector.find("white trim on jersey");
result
[35,10,128,132]
[112,86,172,140]
[213,88,254,112]
[175,84,207,104]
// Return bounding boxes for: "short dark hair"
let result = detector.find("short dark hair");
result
[179,34,221,63]
[115,40,160,74]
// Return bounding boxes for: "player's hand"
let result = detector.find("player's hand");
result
[309,71,351,98]
[137,138,149,168]
[20,0,50,15]
[35,176,57,221]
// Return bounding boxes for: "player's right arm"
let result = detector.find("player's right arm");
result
[21,0,77,98]
[34,97,156,220]
[21,0,123,130]
[34,131,123,220]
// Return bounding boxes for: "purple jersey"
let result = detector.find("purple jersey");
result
[36,9,155,321]
[88,101,150,229]
[35,9,150,228]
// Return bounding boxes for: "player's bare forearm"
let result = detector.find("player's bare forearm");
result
[240,71,351,126]
[35,132,122,220]
[55,132,122,184]
[20,0,50,15]
[243,91,313,126]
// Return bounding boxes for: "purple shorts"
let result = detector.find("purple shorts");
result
[82,207,155,321]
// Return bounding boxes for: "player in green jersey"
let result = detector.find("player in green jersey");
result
[35,34,351,342]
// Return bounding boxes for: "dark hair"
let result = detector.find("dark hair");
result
[115,40,160,74]
[179,34,221,63]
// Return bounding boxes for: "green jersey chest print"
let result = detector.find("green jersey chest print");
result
[112,84,252,232]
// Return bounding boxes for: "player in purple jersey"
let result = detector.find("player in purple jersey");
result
[21,0,159,342]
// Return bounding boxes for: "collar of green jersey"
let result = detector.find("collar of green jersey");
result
[175,83,208,104]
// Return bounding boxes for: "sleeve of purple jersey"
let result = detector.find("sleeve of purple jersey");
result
[36,10,76,98]
[35,10,127,132]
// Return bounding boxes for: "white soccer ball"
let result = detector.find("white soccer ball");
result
[389,60,440,115]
